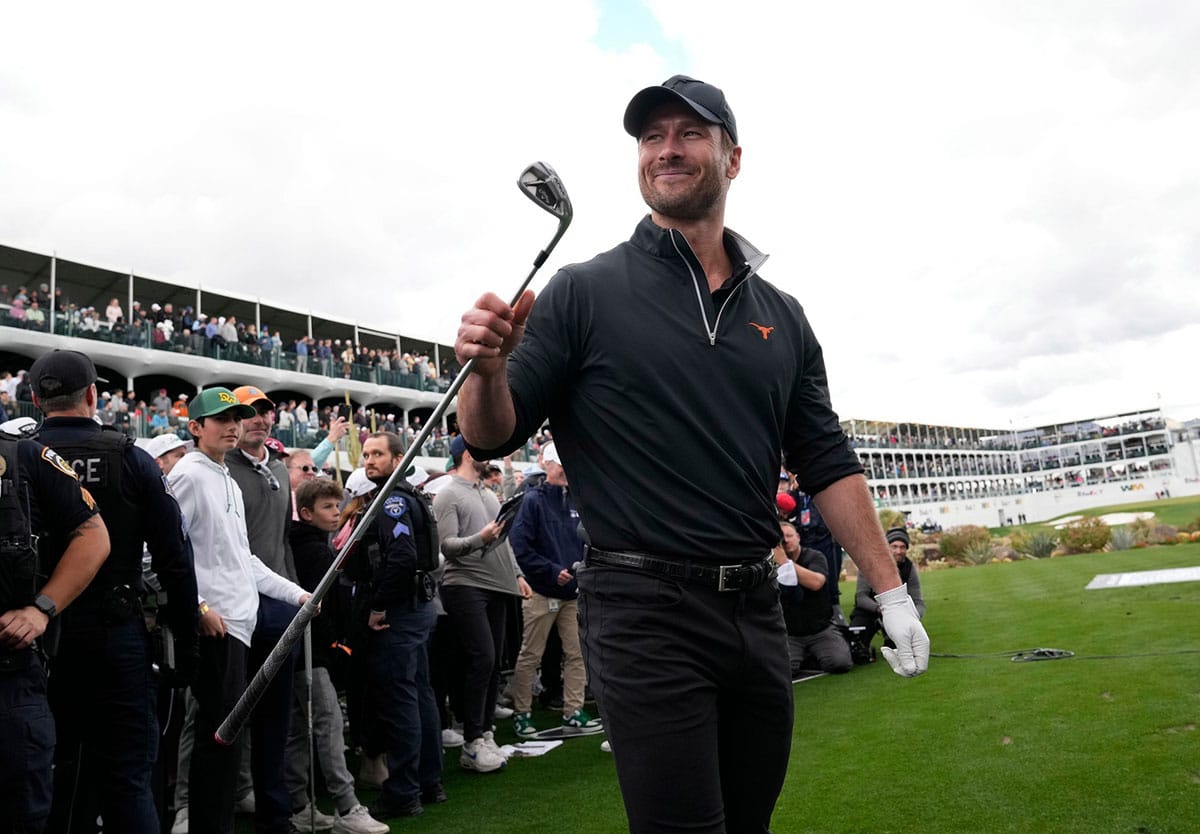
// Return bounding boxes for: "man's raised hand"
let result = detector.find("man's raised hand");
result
[455,290,535,375]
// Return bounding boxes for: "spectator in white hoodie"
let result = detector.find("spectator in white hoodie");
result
[167,386,311,834]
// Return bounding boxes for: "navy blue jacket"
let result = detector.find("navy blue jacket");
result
[508,482,581,600]
[365,486,420,610]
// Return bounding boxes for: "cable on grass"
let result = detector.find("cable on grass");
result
[1010,648,1074,662]
[930,648,1200,662]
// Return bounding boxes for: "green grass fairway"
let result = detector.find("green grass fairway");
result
[1064,495,1200,530]
[994,494,1200,535]
[244,544,1200,833]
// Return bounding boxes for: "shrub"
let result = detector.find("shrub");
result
[938,525,992,561]
[962,538,996,565]
[1128,517,1155,544]
[1013,530,1058,559]
[1061,517,1111,554]
[878,509,906,531]
[1149,524,1179,544]
[1180,516,1200,534]
[1109,526,1135,552]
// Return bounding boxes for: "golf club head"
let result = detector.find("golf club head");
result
[519,162,572,224]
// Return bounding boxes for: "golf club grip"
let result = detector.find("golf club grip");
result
[215,597,319,744]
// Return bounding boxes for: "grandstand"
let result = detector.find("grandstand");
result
[846,412,1200,527]
[4,241,1198,526]
[0,241,459,445]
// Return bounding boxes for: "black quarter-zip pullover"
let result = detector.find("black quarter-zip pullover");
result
[469,215,863,563]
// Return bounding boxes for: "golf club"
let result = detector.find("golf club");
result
[303,625,315,832]
[216,161,573,745]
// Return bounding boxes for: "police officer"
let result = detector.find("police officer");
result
[358,431,445,821]
[0,420,110,833]
[29,349,199,833]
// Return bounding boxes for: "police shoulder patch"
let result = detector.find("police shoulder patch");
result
[41,447,79,480]
[383,494,407,519]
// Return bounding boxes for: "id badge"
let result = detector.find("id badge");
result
[548,598,560,612]
[800,509,811,526]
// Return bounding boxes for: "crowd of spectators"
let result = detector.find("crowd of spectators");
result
[0,364,546,466]
[847,415,1167,454]
[0,283,458,393]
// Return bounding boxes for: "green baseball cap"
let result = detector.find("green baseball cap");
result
[189,387,257,419]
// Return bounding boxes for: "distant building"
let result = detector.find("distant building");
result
[844,412,1198,527]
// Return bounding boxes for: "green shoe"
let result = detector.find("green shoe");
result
[513,711,538,737]
[562,708,603,732]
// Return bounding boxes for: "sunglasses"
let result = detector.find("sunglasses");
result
[295,465,336,475]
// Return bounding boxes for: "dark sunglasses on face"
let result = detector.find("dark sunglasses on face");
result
[295,465,336,475]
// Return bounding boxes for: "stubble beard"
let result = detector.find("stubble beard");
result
[640,159,728,222]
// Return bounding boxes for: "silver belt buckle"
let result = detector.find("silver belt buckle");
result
[717,563,737,592]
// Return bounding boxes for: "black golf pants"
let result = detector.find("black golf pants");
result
[577,565,793,834]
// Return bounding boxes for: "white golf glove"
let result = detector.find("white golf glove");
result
[874,584,930,677]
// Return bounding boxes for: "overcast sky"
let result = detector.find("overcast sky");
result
[3,0,1198,429]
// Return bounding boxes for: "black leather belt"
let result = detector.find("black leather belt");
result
[585,547,776,592]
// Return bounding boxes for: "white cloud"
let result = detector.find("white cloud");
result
[2,0,1197,427]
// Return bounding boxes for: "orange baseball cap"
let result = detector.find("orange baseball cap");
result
[232,385,275,409]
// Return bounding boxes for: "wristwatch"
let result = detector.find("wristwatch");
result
[33,593,57,619]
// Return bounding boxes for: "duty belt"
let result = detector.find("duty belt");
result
[584,547,776,592]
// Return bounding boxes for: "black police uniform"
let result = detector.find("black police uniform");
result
[0,435,99,833]
[36,416,199,834]
[359,482,443,815]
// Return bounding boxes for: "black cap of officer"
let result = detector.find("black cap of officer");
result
[29,350,108,399]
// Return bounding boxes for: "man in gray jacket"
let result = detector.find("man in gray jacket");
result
[433,435,530,774]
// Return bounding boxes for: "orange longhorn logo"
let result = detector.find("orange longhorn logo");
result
[749,322,775,340]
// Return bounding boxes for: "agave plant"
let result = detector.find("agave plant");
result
[1109,526,1135,552]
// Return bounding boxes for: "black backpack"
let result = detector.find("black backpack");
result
[403,481,441,574]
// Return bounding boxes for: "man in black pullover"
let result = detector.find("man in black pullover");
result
[454,75,930,833]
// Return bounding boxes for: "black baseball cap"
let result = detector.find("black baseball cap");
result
[623,75,738,144]
[29,350,108,399]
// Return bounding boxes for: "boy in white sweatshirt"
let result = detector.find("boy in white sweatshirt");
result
[167,387,311,834]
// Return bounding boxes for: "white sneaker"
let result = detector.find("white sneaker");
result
[290,803,336,832]
[357,752,388,790]
[460,737,506,773]
[332,804,390,834]
[170,807,189,834]
[600,739,612,753]
[442,727,465,748]
[493,704,514,719]
[482,729,506,758]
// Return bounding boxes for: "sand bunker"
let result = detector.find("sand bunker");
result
[1050,511,1155,529]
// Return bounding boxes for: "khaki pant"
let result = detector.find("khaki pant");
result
[512,593,584,715]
